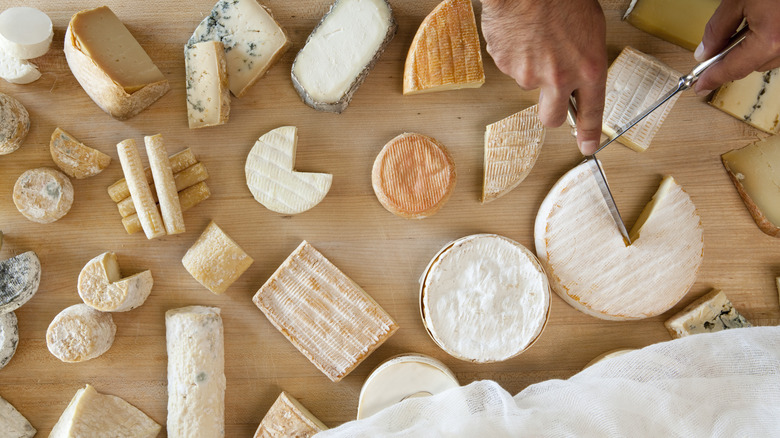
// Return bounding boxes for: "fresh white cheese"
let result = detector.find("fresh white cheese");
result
[0,51,39,84]
[0,7,52,59]
[77,252,154,312]
[665,289,751,338]
[0,251,41,314]
[46,304,116,363]
[0,395,36,438]
[710,69,780,134]
[0,311,18,370]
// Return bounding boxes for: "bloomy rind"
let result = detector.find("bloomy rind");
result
[0,251,41,314]
[77,252,154,312]
[0,92,30,155]
[49,127,112,179]
[0,311,19,370]
[13,168,75,224]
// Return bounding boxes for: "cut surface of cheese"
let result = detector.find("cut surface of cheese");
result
[182,221,253,294]
[49,384,160,438]
[0,311,18,370]
[108,148,197,202]
[185,41,230,129]
[623,0,718,51]
[665,289,751,338]
[421,234,550,362]
[50,127,111,179]
[710,69,780,135]
[188,0,290,98]
[254,241,398,382]
[535,160,703,320]
[372,133,456,219]
[0,7,53,59]
[245,126,333,215]
[482,105,545,203]
[13,167,74,224]
[0,251,40,314]
[603,47,681,151]
[0,51,40,84]
[0,395,36,438]
[0,92,30,155]
[721,135,780,236]
[145,134,185,235]
[254,391,327,438]
[46,304,116,363]
[403,0,484,95]
[117,139,166,239]
[123,182,211,235]
[117,162,209,216]
[78,252,154,312]
[291,0,397,113]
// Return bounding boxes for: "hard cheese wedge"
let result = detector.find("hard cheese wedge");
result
[254,241,398,382]
[710,69,780,135]
[0,395,36,438]
[78,252,153,312]
[46,304,116,363]
[623,0,718,51]
[403,0,484,95]
[482,105,545,203]
[0,92,30,155]
[0,251,41,314]
[182,221,253,295]
[534,160,703,320]
[50,128,111,179]
[254,392,327,438]
[0,312,18,370]
[664,289,751,338]
[185,41,230,129]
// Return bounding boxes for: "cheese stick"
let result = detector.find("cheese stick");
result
[144,134,185,234]
[122,182,210,234]
[107,148,197,202]
[117,162,209,217]
[117,139,165,239]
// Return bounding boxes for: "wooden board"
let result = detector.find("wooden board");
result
[1,0,778,434]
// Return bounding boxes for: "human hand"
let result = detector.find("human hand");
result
[481,0,607,155]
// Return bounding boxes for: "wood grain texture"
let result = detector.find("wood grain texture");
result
[0,0,778,435]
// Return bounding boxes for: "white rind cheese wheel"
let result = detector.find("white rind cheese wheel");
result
[78,252,153,312]
[534,160,704,320]
[0,92,30,155]
[13,167,74,224]
[0,7,53,59]
[0,395,36,437]
[0,311,19,370]
[0,251,41,314]
[46,304,116,363]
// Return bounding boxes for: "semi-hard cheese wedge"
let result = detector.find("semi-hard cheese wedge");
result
[145,134,185,235]
[710,69,780,135]
[0,395,36,438]
[603,47,682,151]
[254,392,327,438]
[123,182,211,235]
[117,162,209,216]
[185,41,230,129]
[245,126,333,215]
[0,51,40,84]
[254,241,399,382]
[117,139,166,239]
[0,92,30,155]
[108,148,198,202]
[0,251,40,314]
[182,221,253,295]
[47,304,116,363]
[188,0,290,98]
[482,105,545,203]
[49,384,161,438]
[664,289,751,338]
[0,312,18,370]
[0,7,53,59]
[535,160,704,320]
[291,0,397,113]
[721,135,780,236]
[166,306,225,438]
[13,168,74,224]
[403,0,485,95]
[64,6,170,120]
[50,127,111,179]
[78,252,153,312]
[623,0,718,51]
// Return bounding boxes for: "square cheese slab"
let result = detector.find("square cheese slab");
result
[182,221,253,294]
[254,391,327,438]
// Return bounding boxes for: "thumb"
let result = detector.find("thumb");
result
[696,0,745,61]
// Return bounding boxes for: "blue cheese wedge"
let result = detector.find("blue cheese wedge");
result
[185,41,230,129]
[0,312,18,370]
[710,69,780,135]
[0,251,41,314]
[664,289,751,338]
[0,395,36,438]
[254,392,327,438]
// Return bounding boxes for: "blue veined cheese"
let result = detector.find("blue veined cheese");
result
[664,289,751,338]
[0,395,36,438]
[188,0,290,98]
[0,251,41,314]
[710,69,780,135]
[0,312,18,370]
[185,41,230,129]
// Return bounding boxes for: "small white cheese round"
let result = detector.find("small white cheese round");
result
[0,7,53,59]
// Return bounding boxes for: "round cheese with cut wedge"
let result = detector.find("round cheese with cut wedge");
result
[421,234,550,362]
[0,311,18,370]
[78,252,153,312]
[47,304,116,363]
[13,167,74,224]
[0,92,30,155]
[535,159,704,320]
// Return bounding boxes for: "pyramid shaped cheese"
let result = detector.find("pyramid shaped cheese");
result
[534,160,703,320]
[482,105,545,203]
[403,0,484,95]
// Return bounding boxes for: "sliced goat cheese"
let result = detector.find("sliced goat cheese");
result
[0,7,52,59]
[46,304,116,363]
[0,51,40,85]
[77,252,153,312]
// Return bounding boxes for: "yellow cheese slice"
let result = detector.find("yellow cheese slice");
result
[77,252,153,312]
[254,392,327,438]
[623,0,718,51]
[710,69,780,135]
[50,127,111,179]
[182,221,253,295]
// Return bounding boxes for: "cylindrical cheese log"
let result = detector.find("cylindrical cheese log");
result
[117,162,209,217]
[107,148,197,202]
[166,306,225,437]
[122,182,211,234]
[117,139,165,239]
[145,134,185,234]
[46,304,116,363]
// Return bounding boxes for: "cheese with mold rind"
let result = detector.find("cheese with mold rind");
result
[13,168,74,224]
[46,304,116,363]
[710,69,780,135]
[0,312,18,370]
[78,252,153,312]
[0,394,36,437]
[50,127,111,179]
[254,392,327,438]
[0,92,30,155]
[0,251,40,314]
[664,289,751,338]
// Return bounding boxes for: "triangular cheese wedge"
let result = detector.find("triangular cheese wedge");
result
[50,128,111,179]
[254,392,327,438]
[534,160,703,320]
[664,289,751,338]
[403,0,484,95]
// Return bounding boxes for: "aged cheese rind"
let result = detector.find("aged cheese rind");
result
[0,51,40,84]
[403,0,485,95]
[185,41,230,129]
[123,182,211,235]
[47,304,116,363]
[0,7,53,59]
[254,391,327,438]
[291,0,397,113]
[0,92,30,155]
[166,306,225,438]
[117,162,210,217]
[664,289,751,338]
[0,395,36,437]
[13,168,74,224]
[583,348,636,369]
[0,251,40,314]
[623,0,718,51]
[108,148,198,202]
[534,160,704,320]
[254,241,398,382]
[78,252,154,312]
[710,69,780,135]
[117,139,166,239]
[0,312,18,370]
[182,221,253,294]
[145,134,185,235]
[50,127,111,179]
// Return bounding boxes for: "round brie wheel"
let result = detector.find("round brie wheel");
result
[13,167,74,224]
[0,7,53,59]
[357,353,459,419]
[0,311,19,370]
[421,234,550,363]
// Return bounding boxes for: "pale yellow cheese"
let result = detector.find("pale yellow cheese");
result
[664,289,751,338]
[710,69,780,135]
[623,0,718,51]
[123,182,211,235]
[50,127,111,179]
[145,134,185,235]
[12,167,74,224]
[117,162,209,217]
[46,304,116,363]
[108,148,198,202]
[254,392,327,438]
[182,221,253,294]
[185,41,230,129]
[77,252,153,312]
[117,139,165,240]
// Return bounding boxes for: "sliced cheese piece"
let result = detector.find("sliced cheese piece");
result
[721,135,780,237]
[0,312,18,370]
[166,306,224,438]
[0,251,40,314]
[245,126,332,215]
[117,139,166,239]
[535,160,704,320]
[188,0,290,98]
[0,51,40,85]
[403,0,485,95]
[108,148,197,202]
[64,6,170,120]
[254,241,398,382]
[123,182,211,235]
[77,252,153,312]
[664,289,751,338]
[13,167,74,224]
[482,105,545,203]
[583,348,637,369]
[117,162,209,217]
[182,221,253,295]
[372,133,456,219]
[185,41,230,129]
[0,7,52,59]
[603,47,682,152]
[254,392,327,438]
[0,395,36,438]
[46,304,116,363]
[50,127,111,179]
[50,384,160,438]
[145,134,185,235]
[0,92,30,155]
[291,0,397,113]
[623,0,718,51]
[710,69,780,135]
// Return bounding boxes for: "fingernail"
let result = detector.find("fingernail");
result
[581,140,598,155]
[695,88,712,97]
[694,42,705,61]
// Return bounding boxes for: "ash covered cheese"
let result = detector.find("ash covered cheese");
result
[0,312,18,370]
[46,304,116,363]
[665,289,751,338]
[0,395,36,438]
[0,251,41,314]
[710,69,780,134]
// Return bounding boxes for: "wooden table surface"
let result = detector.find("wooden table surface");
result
[1,0,778,435]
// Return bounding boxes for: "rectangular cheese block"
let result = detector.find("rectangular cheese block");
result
[0,395,36,437]
[108,148,197,202]
[253,241,398,382]
[185,41,230,129]
[664,289,751,338]
[709,69,780,135]
[182,221,253,294]
[254,392,327,438]
[623,0,719,51]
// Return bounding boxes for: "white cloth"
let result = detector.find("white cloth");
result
[317,327,780,437]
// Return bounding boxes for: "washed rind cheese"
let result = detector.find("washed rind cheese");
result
[49,384,160,438]
[664,289,751,338]
[0,7,53,59]
[108,148,198,202]
[535,160,704,320]
[403,0,485,95]
[254,391,327,438]
[13,168,74,224]
[0,251,40,314]
[46,304,116,363]
[185,41,230,129]
[123,182,211,235]
[291,0,397,113]
[623,0,718,51]
[709,69,780,135]
[0,312,18,370]
[77,252,154,312]
[0,51,40,84]
[50,127,111,179]
[0,395,36,438]
[0,92,30,155]
[254,241,398,382]
[182,221,253,294]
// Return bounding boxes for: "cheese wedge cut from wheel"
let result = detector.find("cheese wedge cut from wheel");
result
[0,7,53,59]
[0,395,36,438]
[78,252,153,312]
[664,289,751,338]
[47,304,116,363]
[0,251,40,314]
[50,128,111,179]
[0,311,18,370]
[710,69,780,135]
[13,168,74,224]
[623,0,718,51]
[0,51,40,84]
[64,6,170,120]
[534,160,703,320]
[0,92,30,155]
[50,384,161,438]
[245,126,332,215]
[182,221,253,295]
[254,392,327,438]
[403,0,485,95]
[108,148,198,202]
[482,105,545,203]
[291,0,397,113]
